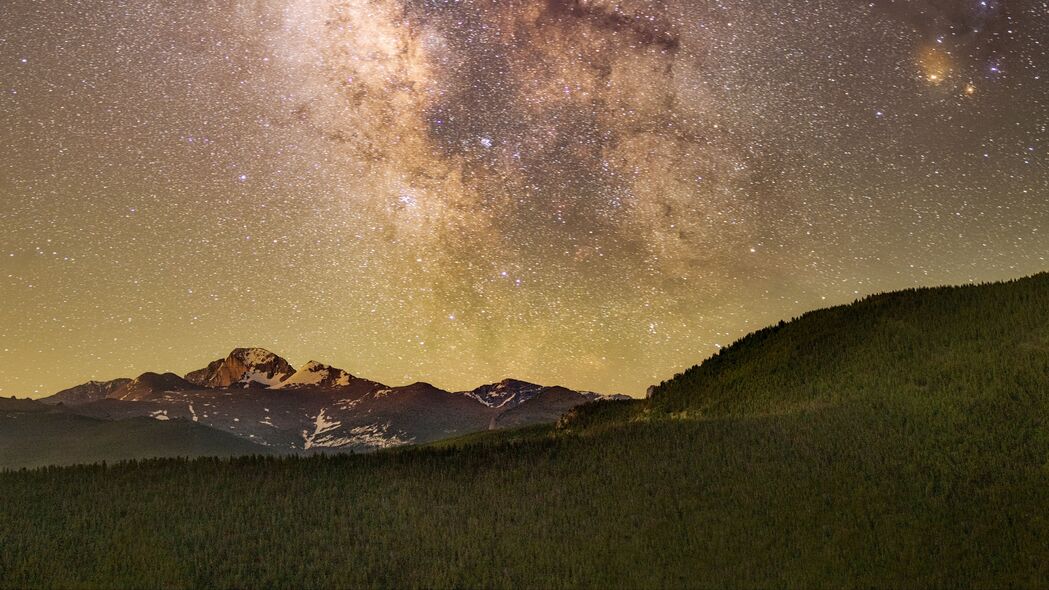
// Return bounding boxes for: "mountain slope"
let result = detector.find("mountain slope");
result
[108,372,196,401]
[0,399,271,469]
[39,378,132,405]
[492,386,615,429]
[461,379,545,409]
[278,361,356,389]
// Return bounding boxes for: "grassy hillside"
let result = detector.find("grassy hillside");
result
[2,273,1048,588]
[0,400,272,469]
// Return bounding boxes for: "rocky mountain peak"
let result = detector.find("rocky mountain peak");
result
[279,361,356,389]
[184,348,295,389]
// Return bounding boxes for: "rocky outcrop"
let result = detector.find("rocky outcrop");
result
[184,358,225,388]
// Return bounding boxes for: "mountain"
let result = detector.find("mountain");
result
[461,378,545,409]
[33,350,624,455]
[491,386,618,429]
[0,398,271,469]
[108,372,196,401]
[462,379,632,429]
[184,347,295,388]
[4,273,1049,587]
[39,378,132,405]
[278,361,356,389]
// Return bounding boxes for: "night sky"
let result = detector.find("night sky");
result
[2,0,1047,397]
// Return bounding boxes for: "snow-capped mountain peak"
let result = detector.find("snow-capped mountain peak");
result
[184,347,295,389]
[462,378,545,409]
[278,361,356,389]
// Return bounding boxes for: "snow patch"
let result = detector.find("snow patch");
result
[240,348,277,365]
[239,369,288,388]
[302,409,342,450]
[344,422,413,449]
[336,397,363,411]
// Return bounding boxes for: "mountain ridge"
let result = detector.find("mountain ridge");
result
[35,348,627,454]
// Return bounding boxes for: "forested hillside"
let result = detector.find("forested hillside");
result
[2,273,1048,589]
[648,272,1049,417]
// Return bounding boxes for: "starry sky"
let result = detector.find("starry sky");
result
[2,0,1047,397]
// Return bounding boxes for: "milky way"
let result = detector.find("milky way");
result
[2,0,1047,396]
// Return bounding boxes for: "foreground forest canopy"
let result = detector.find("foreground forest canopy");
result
[2,273,1048,588]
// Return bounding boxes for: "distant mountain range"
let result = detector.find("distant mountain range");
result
[22,348,627,460]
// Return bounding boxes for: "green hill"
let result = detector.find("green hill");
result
[2,273,1048,588]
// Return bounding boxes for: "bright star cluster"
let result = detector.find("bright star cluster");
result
[1,0,1047,396]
